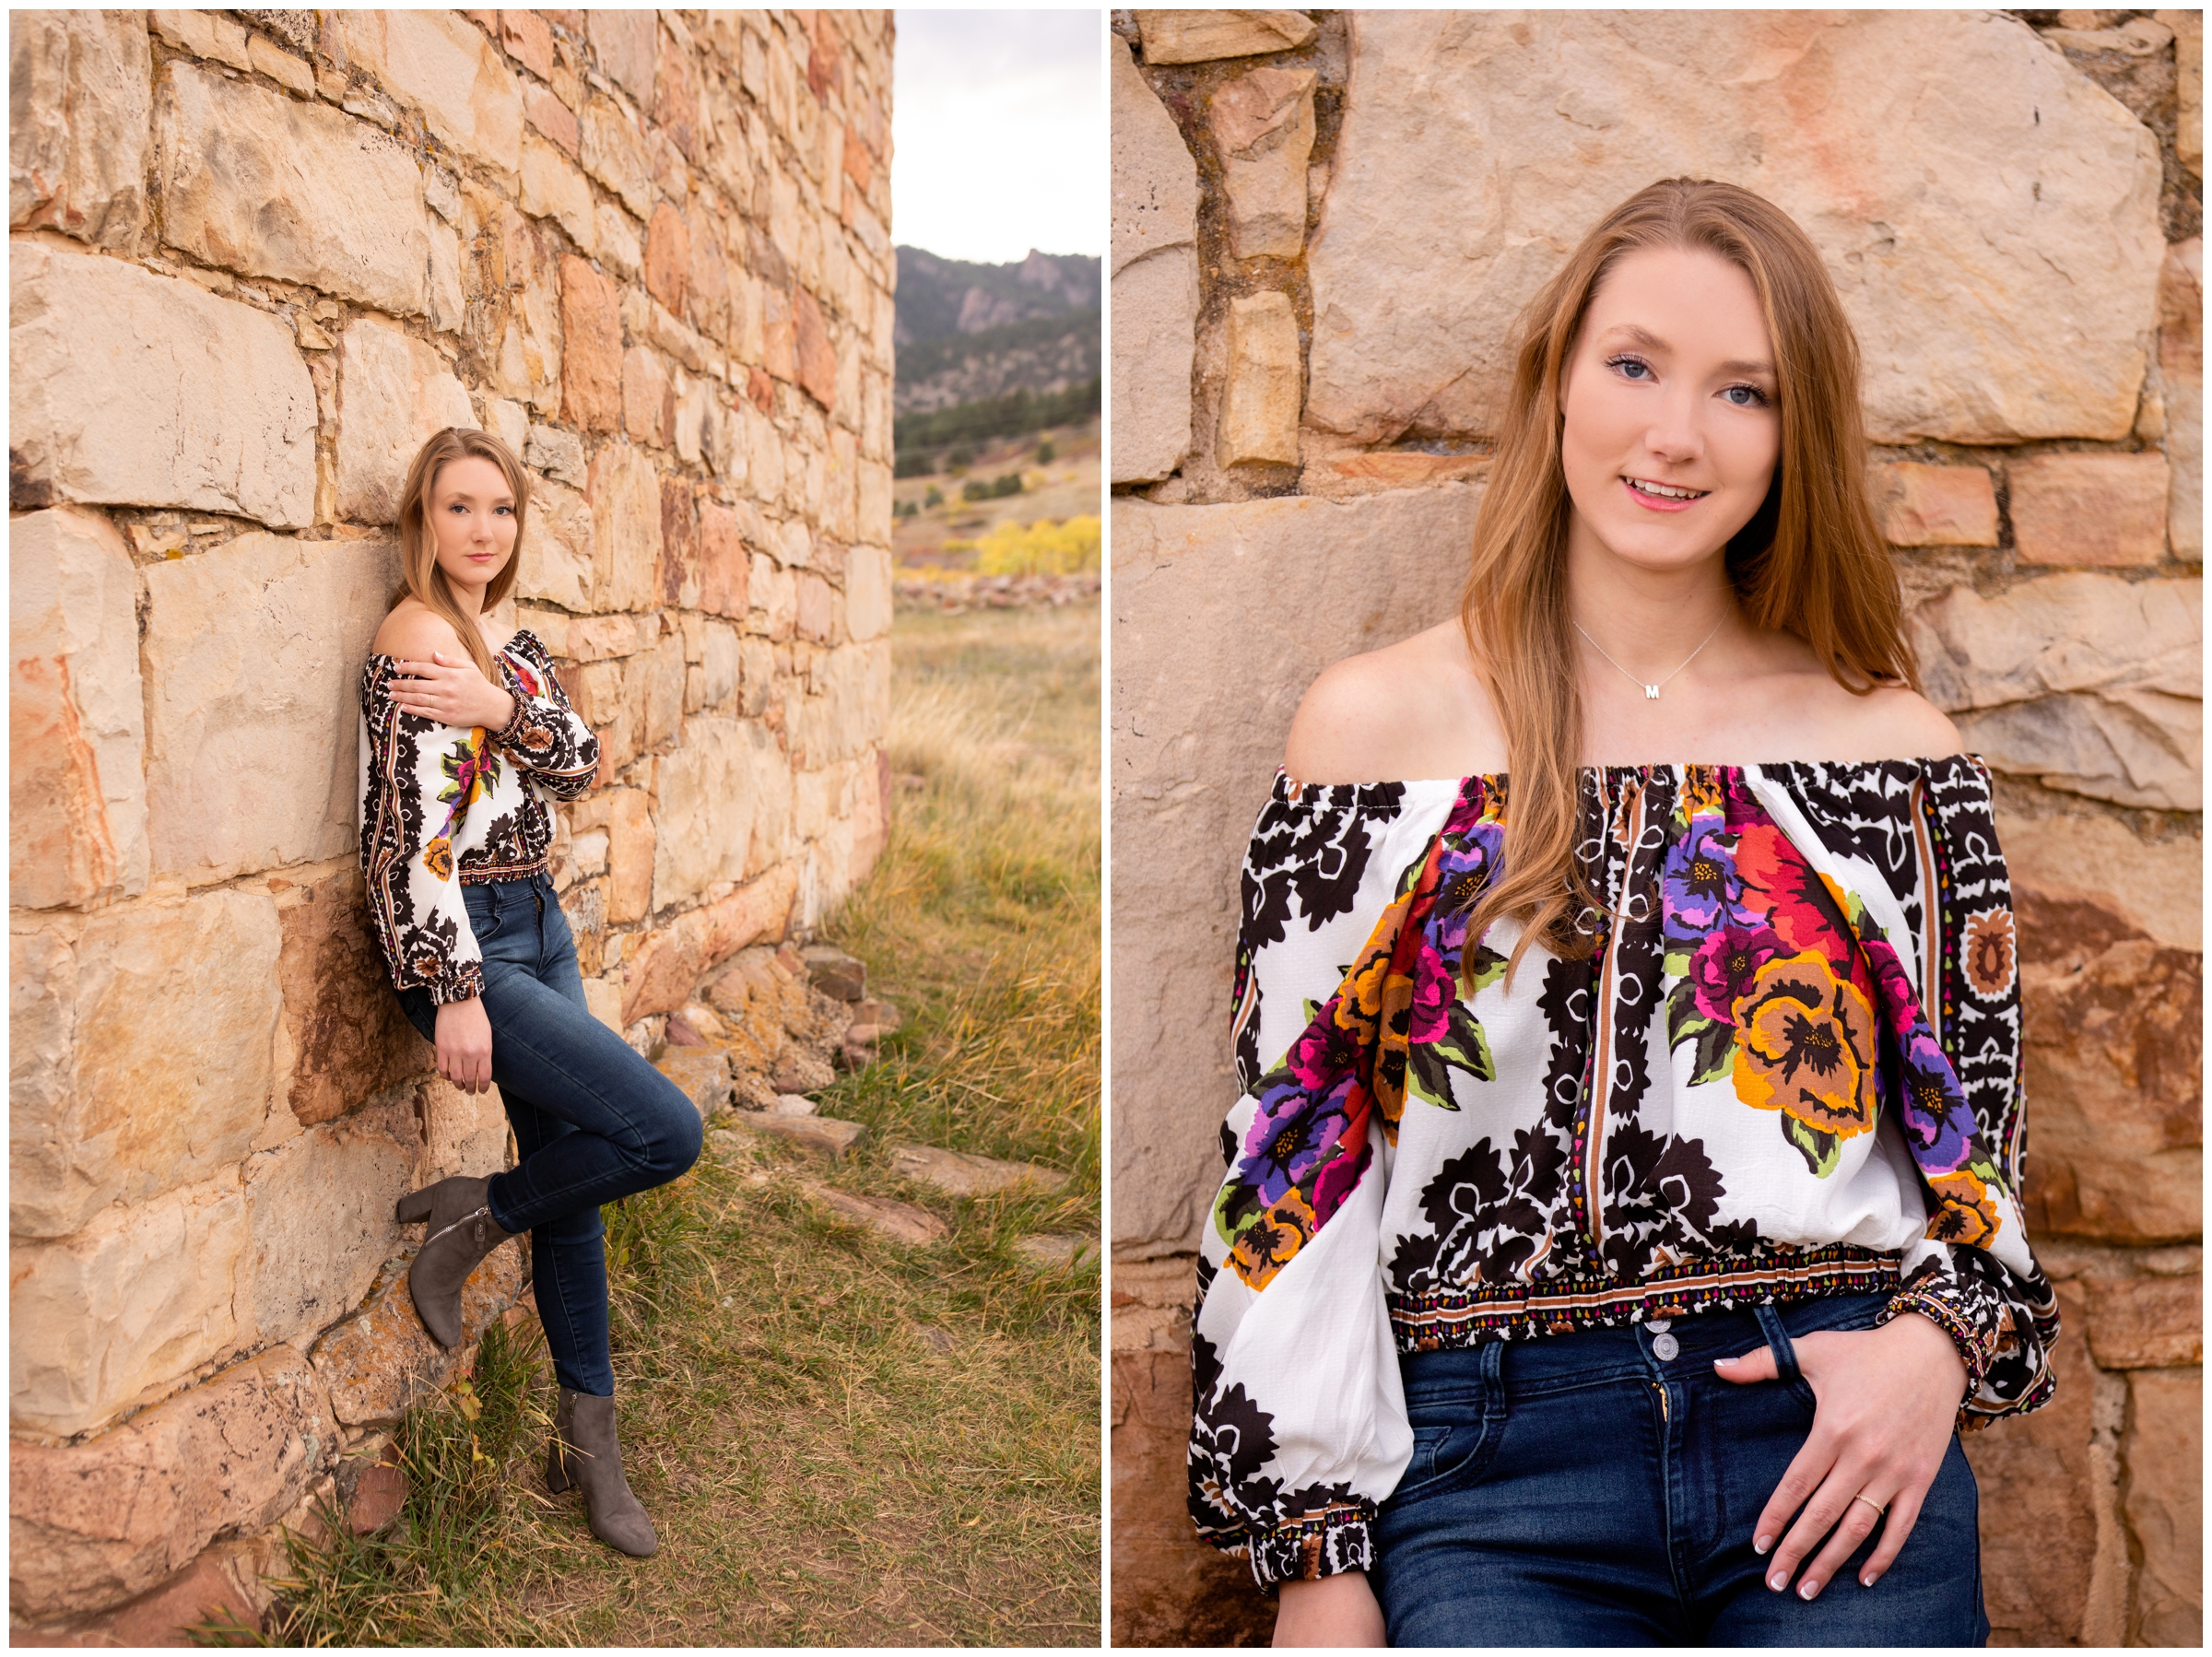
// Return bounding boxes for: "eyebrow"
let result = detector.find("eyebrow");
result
[1602,323,1775,379]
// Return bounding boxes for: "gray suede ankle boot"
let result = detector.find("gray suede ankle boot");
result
[394,1174,516,1348]
[546,1386,660,1557]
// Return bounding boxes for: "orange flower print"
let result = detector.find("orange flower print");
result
[1924,1166,2001,1247]
[1731,950,1878,1138]
[1961,908,2017,999]
[1678,764,1725,823]
[421,837,454,880]
[1229,1190,1318,1289]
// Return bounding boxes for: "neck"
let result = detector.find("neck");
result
[439,572,489,623]
[1562,523,1738,680]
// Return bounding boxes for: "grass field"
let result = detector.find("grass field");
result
[241,602,1102,1647]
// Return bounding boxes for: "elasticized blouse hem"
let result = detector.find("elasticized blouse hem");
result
[1225,1502,1378,1590]
[455,852,550,886]
[1388,1243,1904,1352]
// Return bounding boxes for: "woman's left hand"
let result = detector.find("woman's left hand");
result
[1713,1310,1967,1601]
[390,651,516,731]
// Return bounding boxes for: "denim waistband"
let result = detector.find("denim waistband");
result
[1399,1292,1889,1403]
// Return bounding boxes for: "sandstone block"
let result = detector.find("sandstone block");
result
[645,201,690,314]
[241,1100,418,1353]
[1112,486,1484,1251]
[8,1346,336,1620]
[1212,66,1315,260]
[732,1113,866,1160]
[1111,1342,1278,1646]
[414,1074,510,1182]
[581,93,653,220]
[1868,461,1998,547]
[14,1536,269,1644]
[635,633,687,750]
[11,888,281,1241]
[338,11,522,175]
[2122,1369,2203,1644]
[145,533,404,881]
[596,198,642,278]
[9,10,149,248]
[1218,291,1302,466]
[2083,1274,2202,1369]
[652,716,785,910]
[888,1144,1070,1199]
[500,10,556,82]
[587,8,658,108]
[483,206,565,416]
[702,621,741,708]
[2161,239,2203,561]
[1135,10,1318,64]
[1909,574,2199,810]
[276,867,428,1128]
[335,321,477,524]
[157,61,428,317]
[11,242,316,526]
[429,223,465,335]
[603,786,654,924]
[2010,452,2172,566]
[527,421,588,488]
[246,32,314,95]
[622,343,672,445]
[1303,12,2163,446]
[306,1246,524,1428]
[654,1048,733,1121]
[802,944,866,1001]
[9,509,149,910]
[1111,40,1199,484]
[700,500,752,617]
[803,1182,947,1246]
[785,640,890,770]
[2023,940,2201,1244]
[1958,1277,2101,1645]
[515,475,596,612]
[2006,811,2200,954]
[560,253,624,433]
[11,1175,252,1439]
[520,129,594,253]
[846,545,893,641]
[586,440,664,609]
[147,9,250,72]
[796,571,835,643]
[2168,8,2205,176]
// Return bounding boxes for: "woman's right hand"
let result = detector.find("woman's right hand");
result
[1275,1570,1385,1647]
[435,995,495,1094]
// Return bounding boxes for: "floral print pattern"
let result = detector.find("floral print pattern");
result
[359,630,598,1005]
[1189,759,2057,1586]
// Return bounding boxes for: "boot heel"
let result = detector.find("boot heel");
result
[394,1187,434,1224]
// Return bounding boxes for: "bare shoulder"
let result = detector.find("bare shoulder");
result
[1842,683,1964,760]
[371,601,465,663]
[1284,619,1503,785]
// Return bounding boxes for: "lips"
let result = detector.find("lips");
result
[1624,476,1710,501]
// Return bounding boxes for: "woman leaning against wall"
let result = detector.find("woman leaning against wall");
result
[359,426,702,1558]
[1185,179,2057,1646]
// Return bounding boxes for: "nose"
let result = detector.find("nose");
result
[1641,392,1705,466]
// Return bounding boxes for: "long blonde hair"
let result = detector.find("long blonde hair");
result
[1459,178,1916,986]
[392,427,531,683]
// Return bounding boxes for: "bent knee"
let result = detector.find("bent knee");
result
[644,1082,703,1177]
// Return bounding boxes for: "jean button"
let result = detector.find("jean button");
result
[1652,1332,1680,1362]
[1647,1318,1672,1333]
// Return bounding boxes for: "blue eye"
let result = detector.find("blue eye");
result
[1723,384,1771,408]
[1607,354,1653,381]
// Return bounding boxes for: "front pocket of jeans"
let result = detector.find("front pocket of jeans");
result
[465,896,503,940]
[1391,1405,1504,1505]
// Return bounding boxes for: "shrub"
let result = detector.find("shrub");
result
[1035,440,1056,464]
[923,486,944,509]
[945,445,974,472]
[971,515,1101,577]
[894,451,934,478]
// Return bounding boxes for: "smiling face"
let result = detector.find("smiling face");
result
[1557,244,1783,578]
[426,453,518,598]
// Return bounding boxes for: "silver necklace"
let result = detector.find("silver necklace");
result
[1572,616,1727,701]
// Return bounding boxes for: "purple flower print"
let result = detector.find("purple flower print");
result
[1427,827,1502,960]
[1240,1078,1357,1205]
[1688,925,1785,1023]
[1663,819,1747,945]
[1407,941,1457,1044]
[1858,937,1926,1040]
[1896,1028,1975,1175]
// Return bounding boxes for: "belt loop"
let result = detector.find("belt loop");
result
[1753,1303,1801,1385]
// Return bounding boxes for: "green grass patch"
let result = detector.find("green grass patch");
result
[227,601,1101,1646]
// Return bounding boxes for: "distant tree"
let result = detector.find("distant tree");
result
[992,473,1024,498]
[923,485,944,509]
[945,445,974,472]
[1035,440,1056,464]
[894,451,933,478]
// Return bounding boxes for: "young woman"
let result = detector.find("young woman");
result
[1186,181,2057,1645]
[359,426,702,1558]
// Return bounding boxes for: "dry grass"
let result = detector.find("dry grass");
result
[232,601,1101,1647]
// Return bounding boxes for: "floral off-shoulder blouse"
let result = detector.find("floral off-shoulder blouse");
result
[1188,757,2057,1587]
[358,629,598,1005]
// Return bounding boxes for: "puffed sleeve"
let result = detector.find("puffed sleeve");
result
[1189,778,1443,1587]
[487,631,598,800]
[358,659,487,1006]
[1873,756,2059,1425]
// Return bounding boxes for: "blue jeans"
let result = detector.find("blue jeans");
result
[1371,1293,1988,1646]
[395,872,702,1397]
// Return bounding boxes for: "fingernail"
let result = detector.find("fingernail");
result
[1714,1354,1735,1367]
[1800,1579,1822,1601]
[1861,1574,1876,1588]
[1753,1535,1771,1555]
[1768,1573,1785,1592]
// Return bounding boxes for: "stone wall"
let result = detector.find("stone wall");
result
[1109,8,2201,1646]
[10,7,894,1634]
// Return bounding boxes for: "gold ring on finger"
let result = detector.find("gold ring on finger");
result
[1850,1494,1886,1518]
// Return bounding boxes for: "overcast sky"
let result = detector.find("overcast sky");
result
[891,9,1104,265]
